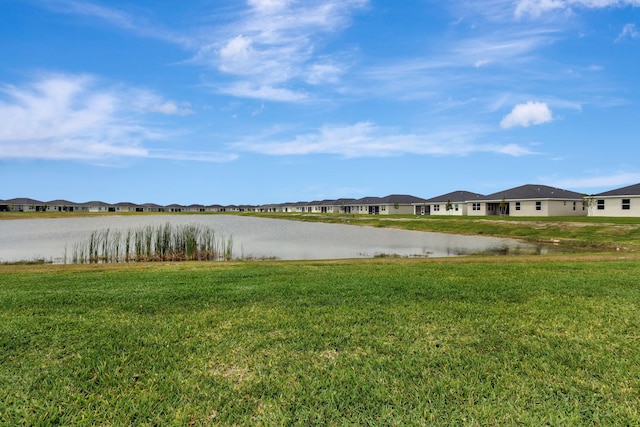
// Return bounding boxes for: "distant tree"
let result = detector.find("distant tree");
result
[445,199,453,214]
[499,197,507,216]
[582,194,596,215]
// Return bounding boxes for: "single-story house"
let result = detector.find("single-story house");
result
[185,204,206,212]
[166,204,185,213]
[351,195,427,215]
[467,184,586,217]
[113,202,141,212]
[206,204,226,212]
[588,183,640,217]
[138,203,164,212]
[46,199,78,212]
[2,198,47,212]
[81,201,114,212]
[417,191,485,216]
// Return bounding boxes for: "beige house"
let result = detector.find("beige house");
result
[349,195,427,215]
[417,191,485,216]
[2,198,46,212]
[467,184,586,217]
[588,183,640,217]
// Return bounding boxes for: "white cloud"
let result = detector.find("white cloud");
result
[147,101,193,116]
[514,0,640,19]
[196,0,367,101]
[232,121,536,158]
[247,0,291,11]
[0,74,220,162]
[553,172,640,190]
[41,0,193,47]
[514,0,566,18]
[500,101,553,128]
[218,35,256,75]
[306,63,343,85]
[616,23,640,41]
[218,82,308,102]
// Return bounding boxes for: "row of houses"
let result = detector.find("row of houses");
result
[2,183,639,217]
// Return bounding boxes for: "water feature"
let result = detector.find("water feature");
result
[0,215,539,263]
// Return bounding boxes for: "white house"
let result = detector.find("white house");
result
[588,183,640,217]
[467,184,586,217]
[417,191,485,216]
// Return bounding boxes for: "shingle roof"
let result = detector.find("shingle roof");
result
[595,183,640,197]
[356,195,426,205]
[481,184,583,201]
[425,191,485,203]
[379,194,427,204]
[6,198,45,205]
[46,199,78,205]
[82,201,111,207]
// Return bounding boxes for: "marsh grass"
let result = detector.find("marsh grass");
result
[70,223,233,264]
[1,258,640,425]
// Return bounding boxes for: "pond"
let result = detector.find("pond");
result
[0,215,539,263]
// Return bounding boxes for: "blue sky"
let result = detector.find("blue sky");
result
[1,0,639,205]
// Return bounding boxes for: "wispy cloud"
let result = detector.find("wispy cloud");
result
[40,0,194,47]
[500,101,553,128]
[616,23,640,41]
[0,74,225,162]
[195,0,368,101]
[232,121,537,158]
[359,26,558,104]
[552,172,640,190]
[514,0,640,19]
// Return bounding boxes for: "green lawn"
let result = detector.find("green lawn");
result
[2,257,640,425]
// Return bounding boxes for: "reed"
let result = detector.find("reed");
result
[69,223,233,264]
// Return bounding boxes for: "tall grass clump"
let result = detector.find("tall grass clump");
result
[71,223,233,264]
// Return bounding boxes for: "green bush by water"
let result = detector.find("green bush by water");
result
[70,223,233,263]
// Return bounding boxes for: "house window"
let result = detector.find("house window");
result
[597,199,605,210]
[433,205,440,212]
[515,202,521,211]
[622,199,631,210]
[573,202,577,211]
[472,203,481,211]
[455,204,459,211]
[535,201,541,211]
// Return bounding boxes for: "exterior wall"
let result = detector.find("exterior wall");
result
[428,202,466,216]
[589,196,640,217]
[353,204,416,215]
[466,200,585,217]
[547,200,586,216]
[509,200,585,217]
[381,204,415,215]
[466,202,488,216]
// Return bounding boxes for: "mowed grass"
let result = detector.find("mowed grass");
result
[1,257,640,425]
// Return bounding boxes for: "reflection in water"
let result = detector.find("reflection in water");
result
[0,215,539,263]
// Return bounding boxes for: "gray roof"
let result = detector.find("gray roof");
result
[596,183,640,197]
[379,194,427,204]
[425,190,485,203]
[481,184,583,201]
[46,199,78,205]
[81,201,111,207]
[6,198,45,205]
[356,194,426,205]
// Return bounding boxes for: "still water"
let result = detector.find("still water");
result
[0,215,537,263]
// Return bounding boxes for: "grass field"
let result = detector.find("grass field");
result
[2,256,640,425]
